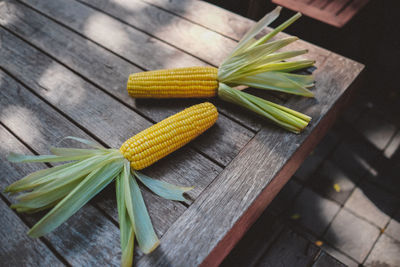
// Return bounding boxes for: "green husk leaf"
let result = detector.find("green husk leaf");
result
[116,173,135,267]
[249,93,311,124]
[50,147,108,157]
[216,8,315,125]
[123,162,159,254]
[260,99,311,122]
[134,171,193,202]
[7,153,119,193]
[248,12,301,49]
[15,201,60,214]
[219,37,299,81]
[218,83,309,133]
[59,136,104,149]
[7,152,96,163]
[229,71,314,97]
[28,158,124,238]
[228,60,315,82]
[247,49,309,70]
[224,37,299,69]
[5,162,76,193]
[277,72,315,86]
[11,178,82,212]
[225,6,281,59]
[25,154,122,195]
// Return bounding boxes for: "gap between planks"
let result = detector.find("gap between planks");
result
[17,0,265,133]
[0,26,225,204]
[0,66,189,262]
[0,191,69,266]
[0,124,116,266]
[0,1,360,266]
[73,0,329,125]
[6,0,258,166]
[136,50,364,266]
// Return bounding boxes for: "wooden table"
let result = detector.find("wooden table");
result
[0,0,364,266]
[272,0,370,27]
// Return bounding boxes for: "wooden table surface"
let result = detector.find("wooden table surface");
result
[0,0,364,266]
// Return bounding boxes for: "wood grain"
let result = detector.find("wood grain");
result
[272,0,370,27]
[325,0,350,14]
[141,0,254,41]
[138,0,332,63]
[336,0,370,26]
[0,0,366,265]
[140,0,332,65]
[0,196,63,266]
[137,52,364,267]
[77,0,330,130]
[22,0,263,131]
[312,0,331,9]
[22,0,331,132]
[0,124,120,266]
[7,0,254,166]
[79,0,236,66]
[0,71,192,266]
[0,68,192,240]
[0,23,222,198]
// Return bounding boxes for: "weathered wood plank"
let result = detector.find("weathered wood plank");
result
[21,0,263,132]
[0,124,120,266]
[141,0,254,41]
[0,66,189,238]
[137,51,364,266]
[6,0,254,166]
[324,0,350,14]
[336,0,370,25]
[0,0,223,202]
[0,197,63,266]
[272,0,369,27]
[0,29,147,149]
[257,228,321,266]
[109,0,332,122]
[312,0,331,9]
[138,0,330,65]
[74,0,269,131]
[271,0,339,26]
[0,23,223,199]
[23,0,331,133]
[79,0,235,66]
[1,1,365,266]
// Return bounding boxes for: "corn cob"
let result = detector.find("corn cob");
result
[6,102,218,266]
[120,102,218,169]
[128,66,218,98]
[126,7,315,133]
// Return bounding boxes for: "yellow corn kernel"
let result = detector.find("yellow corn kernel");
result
[120,102,218,170]
[127,66,218,98]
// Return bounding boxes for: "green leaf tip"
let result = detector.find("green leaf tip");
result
[134,171,193,202]
[6,135,198,265]
[27,158,124,238]
[218,83,310,133]
[216,6,315,133]
[121,161,159,254]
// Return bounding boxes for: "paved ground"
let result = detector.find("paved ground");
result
[222,85,400,267]
[218,1,400,266]
[282,88,399,266]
